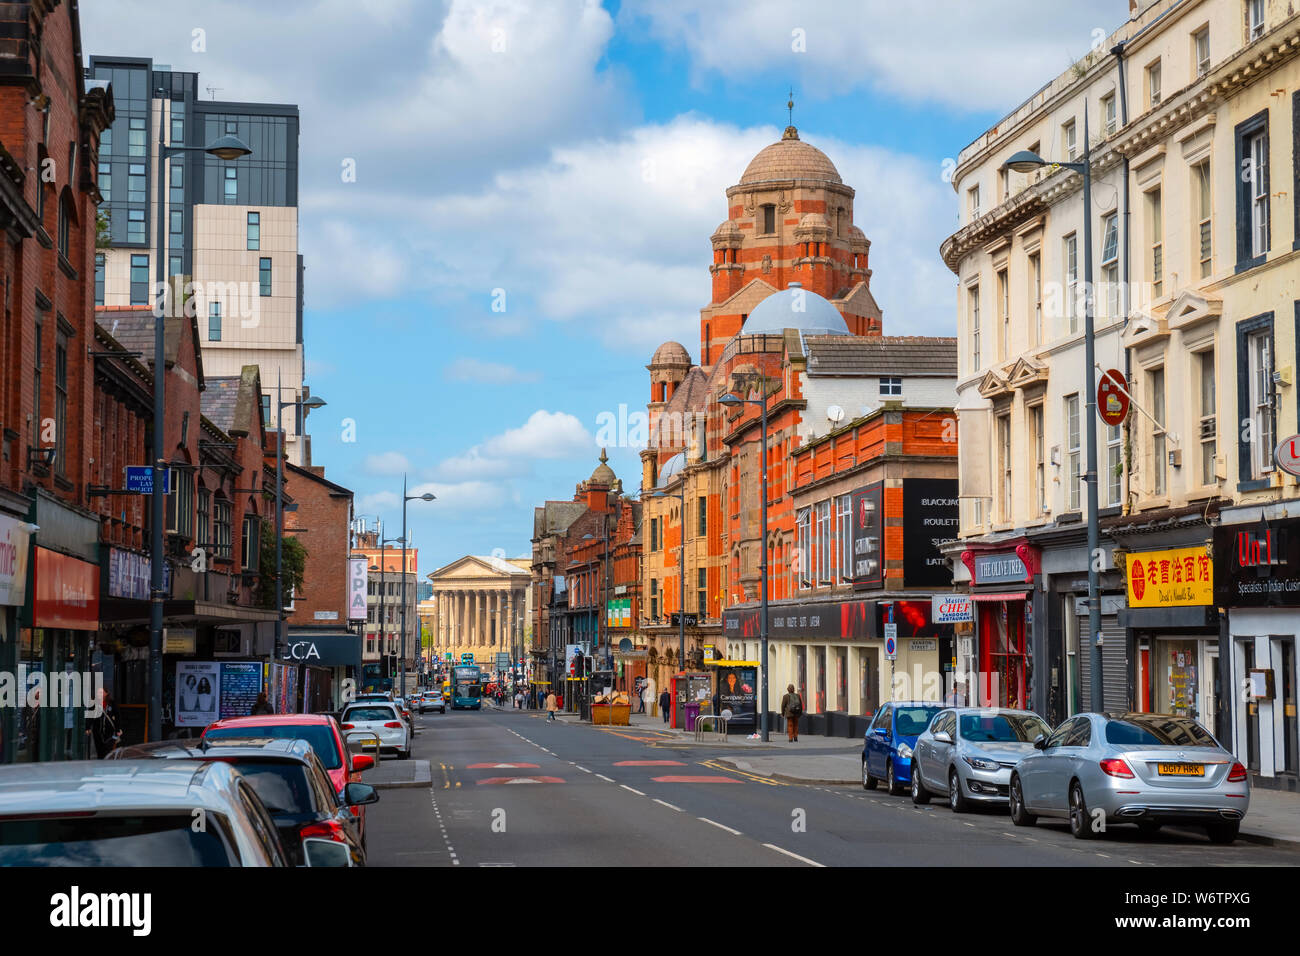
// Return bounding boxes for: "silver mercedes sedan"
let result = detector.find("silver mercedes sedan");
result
[1008,712,1250,843]
[910,707,1051,811]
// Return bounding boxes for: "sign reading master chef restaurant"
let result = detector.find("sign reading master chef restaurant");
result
[931,594,973,623]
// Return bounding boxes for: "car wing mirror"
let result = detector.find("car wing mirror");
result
[343,782,380,806]
[1033,734,1047,750]
[350,753,375,773]
[933,731,952,744]
[302,837,354,867]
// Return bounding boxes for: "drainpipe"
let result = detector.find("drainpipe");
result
[1112,40,1133,516]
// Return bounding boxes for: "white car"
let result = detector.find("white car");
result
[340,702,411,759]
[418,691,446,715]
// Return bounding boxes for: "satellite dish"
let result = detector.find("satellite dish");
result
[827,404,845,425]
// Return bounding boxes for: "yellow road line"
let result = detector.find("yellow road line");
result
[700,759,782,786]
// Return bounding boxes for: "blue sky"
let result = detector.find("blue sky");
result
[83,0,1128,574]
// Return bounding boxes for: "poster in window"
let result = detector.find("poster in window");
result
[852,482,885,590]
[175,660,221,727]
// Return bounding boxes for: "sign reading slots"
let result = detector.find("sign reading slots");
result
[1126,546,1212,608]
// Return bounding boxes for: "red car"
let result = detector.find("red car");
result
[201,714,375,838]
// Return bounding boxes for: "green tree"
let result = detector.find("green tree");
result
[258,519,307,609]
[95,210,111,249]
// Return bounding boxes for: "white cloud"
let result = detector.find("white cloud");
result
[356,490,400,513]
[620,0,1129,114]
[362,451,412,476]
[432,448,518,482]
[444,358,541,384]
[408,480,503,511]
[482,410,594,459]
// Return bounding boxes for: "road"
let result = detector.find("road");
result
[366,707,1298,867]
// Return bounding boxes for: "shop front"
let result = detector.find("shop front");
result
[1215,514,1300,787]
[1118,543,1221,739]
[0,506,34,763]
[961,544,1038,711]
[284,628,359,712]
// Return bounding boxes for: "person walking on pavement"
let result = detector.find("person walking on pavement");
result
[546,690,558,722]
[514,689,524,710]
[251,692,273,715]
[88,688,122,758]
[658,687,672,725]
[780,683,802,742]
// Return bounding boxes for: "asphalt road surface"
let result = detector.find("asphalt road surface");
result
[365,707,1298,867]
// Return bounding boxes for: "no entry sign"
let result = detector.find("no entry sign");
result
[1098,369,1130,427]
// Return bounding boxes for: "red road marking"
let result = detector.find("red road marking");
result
[476,776,565,785]
[650,775,742,783]
[613,760,687,767]
[466,763,540,769]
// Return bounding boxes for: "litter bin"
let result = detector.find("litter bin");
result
[684,702,700,732]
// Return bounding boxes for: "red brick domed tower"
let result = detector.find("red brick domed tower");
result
[700,124,880,366]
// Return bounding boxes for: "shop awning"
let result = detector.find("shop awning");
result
[971,591,1030,602]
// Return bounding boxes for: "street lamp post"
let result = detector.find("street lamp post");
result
[719,387,771,741]
[274,371,325,664]
[373,535,403,686]
[149,116,251,742]
[1003,113,1102,711]
[584,514,612,672]
[399,476,436,699]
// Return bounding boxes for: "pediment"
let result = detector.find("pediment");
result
[977,369,1012,399]
[710,278,780,315]
[1006,357,1048,390]
[1166,289,1222,333]
[432,555,521,583]
[1123,309,1170,349]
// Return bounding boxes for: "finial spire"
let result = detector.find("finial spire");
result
[599,447,608,465]
[782,87,799,140]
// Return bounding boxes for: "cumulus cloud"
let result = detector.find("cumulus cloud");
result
[619,0,1129,113]
[408,480,502,511]
[482,410,594,459]
[432,448,518,482]
[444,358,541,384]
[362,451,412,476]
[356,490,400,513]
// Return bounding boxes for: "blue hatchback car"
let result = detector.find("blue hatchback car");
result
[863,701,944,795]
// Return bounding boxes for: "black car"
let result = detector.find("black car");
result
[110,737,378,866]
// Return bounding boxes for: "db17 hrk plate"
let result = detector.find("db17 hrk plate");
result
[1157,763,1204,776]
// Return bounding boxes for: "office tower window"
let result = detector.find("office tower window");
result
[128,116,146,157]
[170,209,183,236]
[260,257,272,296]
[130,254,149,304]
[169,254,183,277]
[98,160,111,200]
[95,254,105,305]
[247,212,260,250]
[224,166,237,201]
[225,120,238,134]
[101,126,112,153]
[209,302,222,341]
[128,163,146,202]
[170,161,184,203]
[127,207,145,243]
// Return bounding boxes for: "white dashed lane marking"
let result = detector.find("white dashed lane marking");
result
[763,843,825,867]
[698,817,742,836]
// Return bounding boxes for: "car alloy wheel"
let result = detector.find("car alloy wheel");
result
[948,769,968,813]
[1009,775,1036,826]
[1068,782,1095,840]
[887,760,905,796]
[911,763,930,805]
[862,758,878,791]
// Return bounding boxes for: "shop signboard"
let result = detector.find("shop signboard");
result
[32,547,99,630]
[219,662,264,718]
[973,551,1028,585]
[714,664,757,728]
[1274,436,1300,477]
[1125,546,1212,608]
[851,482,885,589]
[0,514,32,607]
[931,594,973,623]
[348,557,368,620]
[1214,516,1300,607]
[725,598,876,640]
[903,479,959,588]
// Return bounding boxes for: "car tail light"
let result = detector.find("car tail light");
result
[340,723,354,729]
[300,820,347,843]
[1227,762,1247,782]
[1099,758,1134,778]
[384,721,403,728]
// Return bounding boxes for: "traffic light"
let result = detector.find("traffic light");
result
[584,656,593,677]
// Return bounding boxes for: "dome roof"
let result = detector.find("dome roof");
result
[740,127,841,185]
[741,283,851,336]
[589,448,616,486]
[650,341,692,367]
[655,452,686,488]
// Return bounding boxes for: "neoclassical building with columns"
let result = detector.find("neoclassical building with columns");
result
[429,556,532,670]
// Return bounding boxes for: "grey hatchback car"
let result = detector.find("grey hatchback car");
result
[1008,712,1249,843]
[910,707,1051,812]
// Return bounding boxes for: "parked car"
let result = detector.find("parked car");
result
[862,701,944,795]
[391,696,417,735]
[0,760,291,866]
[110,737,378,866]
[340,702,411,759]
[200,713,375,839]
[1008,712,1249,843]
[910,707,1052,812]
[419,690,446,715]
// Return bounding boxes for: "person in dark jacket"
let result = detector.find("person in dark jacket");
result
[659,688,672,725]
[251,692,273,715]
[89,688,123,758]
[780,684,802,742]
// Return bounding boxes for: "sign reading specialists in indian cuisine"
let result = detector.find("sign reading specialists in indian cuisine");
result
[1125,546,1213,608]
[1214,516,1300,607]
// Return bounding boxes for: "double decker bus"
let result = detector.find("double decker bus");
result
[450,664,483,710]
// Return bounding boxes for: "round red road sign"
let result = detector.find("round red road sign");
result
[1098,369,1129,426]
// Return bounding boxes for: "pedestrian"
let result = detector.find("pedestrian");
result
[780,683,802,742]
[88,688,122,758]
[658,687,672,725]
[546,690,558,722]
[251,692,273,715]
[637,680,648,714]
[514,689,524,710]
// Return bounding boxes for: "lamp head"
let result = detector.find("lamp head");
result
[718,393,743,407]
[300,396,326,410]
[205,134,252,161]
[1003,149,1047,174]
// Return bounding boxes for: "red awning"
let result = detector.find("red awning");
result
[971,591,1030,602]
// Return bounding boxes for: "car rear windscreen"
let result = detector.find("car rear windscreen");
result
[204,724,342,770]
[0,814,235,866]
[1104,716,1218,747]
[226,762,316,814]
[342,707,397,722]
[894,707,942,736]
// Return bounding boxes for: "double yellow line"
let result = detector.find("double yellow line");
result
[439,762,462,789]
[700,759,782,786]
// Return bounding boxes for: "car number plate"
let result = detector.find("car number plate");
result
[1157,763,1204,776]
